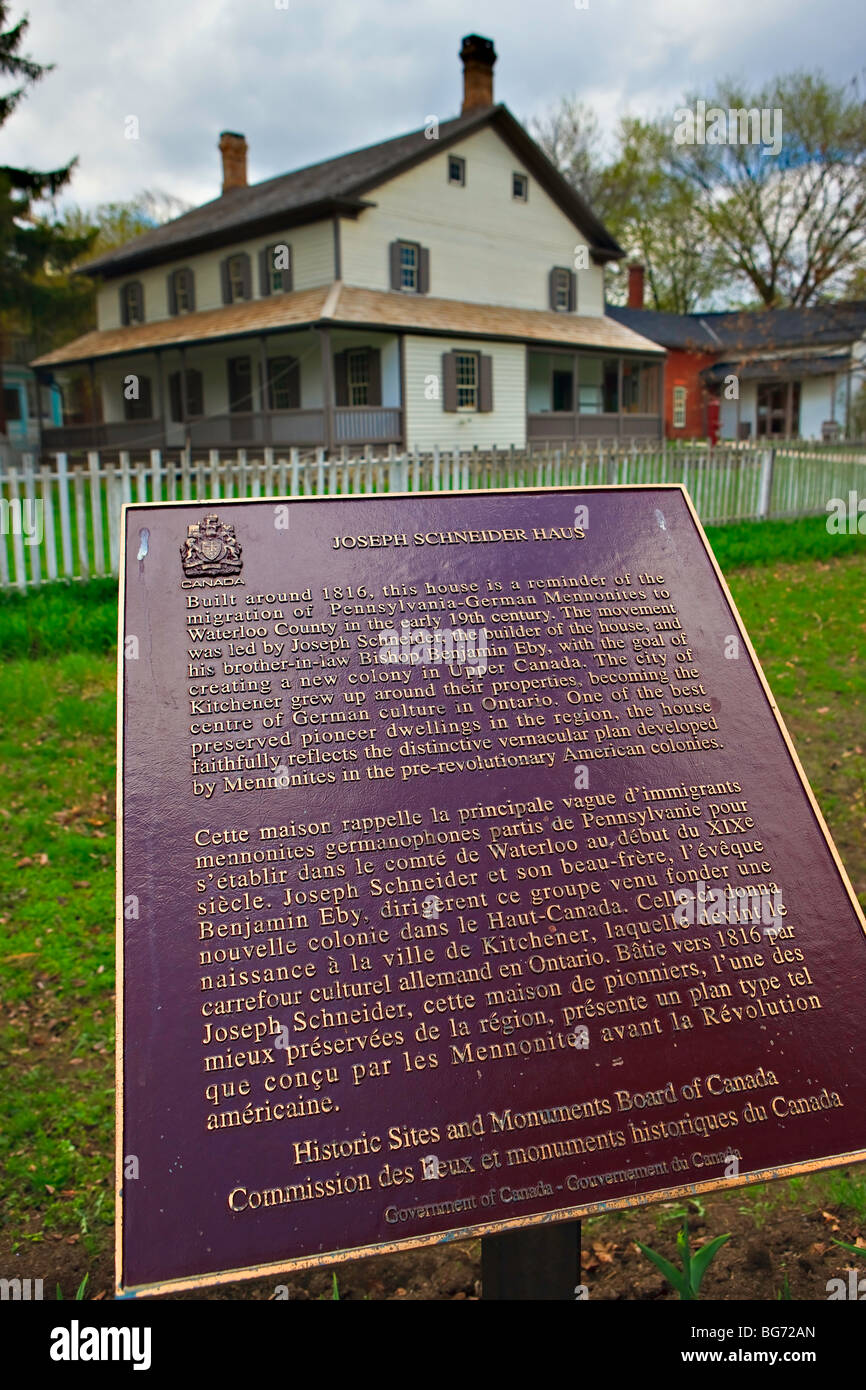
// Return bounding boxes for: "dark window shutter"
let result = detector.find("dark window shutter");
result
[367,348,382,406]
[389,241,402,291]
[259,248,271,297]
[284,248,293,293]
[333,351,349,407]
[479,354,493,413]
[120,285,129,325]
[418,247,430,295]
[186,369,203,417]
[168,372,182,422]
[240,252,252,300]
[568,270,576,312]
[167,273,178,316]
[286,357,300,410]
[186,271,196,313]
[442,352,457,411]
[220,258,232,304]
[548,268,558,311]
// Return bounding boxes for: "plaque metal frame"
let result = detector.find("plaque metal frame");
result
[115,484,866,1297]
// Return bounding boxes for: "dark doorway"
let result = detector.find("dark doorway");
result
[552,369,573,412]
[227,356,253,413]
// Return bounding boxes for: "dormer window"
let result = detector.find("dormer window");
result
[549,266,576,312]
[168,267,195,316]
[120,281,144,326]
[513,172,528,201]
[448,155,466,186]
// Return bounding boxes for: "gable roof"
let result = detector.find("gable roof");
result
[607,301,866,353]
[79,105,623,279]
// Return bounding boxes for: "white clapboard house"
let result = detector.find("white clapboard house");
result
[34,35,664,455]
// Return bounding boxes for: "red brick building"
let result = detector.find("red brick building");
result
[610,267,718,439]
[608,269,866,442]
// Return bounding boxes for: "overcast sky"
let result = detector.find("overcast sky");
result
[3,0,864,213]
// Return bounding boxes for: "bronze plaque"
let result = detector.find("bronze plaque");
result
[116,486,866,1295]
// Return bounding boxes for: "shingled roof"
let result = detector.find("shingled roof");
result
[607,301,866,353]
[80,104,623,279]
[32,283,663,367]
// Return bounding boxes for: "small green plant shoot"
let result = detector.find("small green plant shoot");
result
[636,1220,730,1300]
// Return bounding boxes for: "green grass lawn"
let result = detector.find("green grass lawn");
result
[1,514,864,1293]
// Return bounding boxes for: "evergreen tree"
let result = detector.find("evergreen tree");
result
[0,3,94,436]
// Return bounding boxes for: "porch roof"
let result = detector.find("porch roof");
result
[701,352,850,386]
[32,282,664,369]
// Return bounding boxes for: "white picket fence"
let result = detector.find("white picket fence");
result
[1,441,865,591]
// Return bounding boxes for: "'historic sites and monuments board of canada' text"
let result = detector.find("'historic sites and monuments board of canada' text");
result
[116,486,866,1295]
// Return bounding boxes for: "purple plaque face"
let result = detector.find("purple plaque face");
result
[116,486,866,1295]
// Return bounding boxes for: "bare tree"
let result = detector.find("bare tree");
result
[670,72,866,306]
[528,95,611,215]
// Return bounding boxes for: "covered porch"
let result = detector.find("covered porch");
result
[39,325,403,454]
[527,348,664,441]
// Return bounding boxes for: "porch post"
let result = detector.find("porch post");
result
[319,326,335,455]
[180,345,189,452]
[784,381,792,440]
[35,372,45,461]
[259,335,271,445]
[155,349,166,452]
[398,333,406,450]
[88,360,98,439]
[617,357,623,438]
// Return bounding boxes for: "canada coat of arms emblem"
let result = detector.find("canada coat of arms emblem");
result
[180,514,243,577]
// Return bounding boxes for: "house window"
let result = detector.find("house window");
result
[221,252,251,304]
[171,268,194,314]
[168,369,203,422]
[578,357,618,414]
[267,356,300,411]
[448,155,465,186]
[513,172,528,201]
[757,381,800,437]
[622,360,661,414]
[123,375,153,421]
[347,350,370,406]
[399,242,419,291]
[3,387,22,421]
[389,240,429,294]
[552,269,572,312]
[455,352,479,411]
[228,256,247,300]
[264,244,292,294]
[121,282,144,325]
[672,386,687,429]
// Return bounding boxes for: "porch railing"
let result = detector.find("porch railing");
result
[2,439,865,591]
[42,406,403,453]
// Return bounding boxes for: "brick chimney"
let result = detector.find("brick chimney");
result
[627,263,645,309]
[460,34,496,114]
[219,131,248,193]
